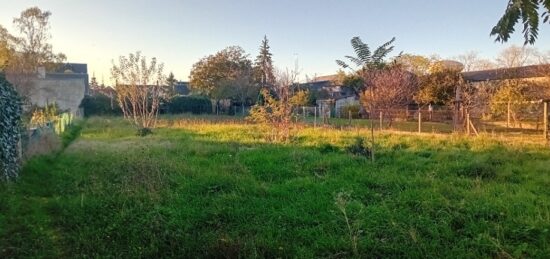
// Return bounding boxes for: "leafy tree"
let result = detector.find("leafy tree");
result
[219,67,259,114]
[415,68,464,106]
[394,54,433,76]
[0,74,22,181]
[491,0,550,45]
[0,25,14,71]
[254,35,275,89]
[336,36,399,96]
[335,70,364,96]
[189,46,252,98]
[336,36,397,72]
[111,51,165,134]
[3,7,66,98]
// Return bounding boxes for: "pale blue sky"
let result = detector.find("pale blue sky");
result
[1,0,549,83]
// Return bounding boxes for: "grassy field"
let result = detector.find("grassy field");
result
[1,115,550,258]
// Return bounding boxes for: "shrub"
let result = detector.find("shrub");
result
[80,94,122,117]
[345,137,372,158]
[339,104,361,118]
[164,95,212,114]
[318,143,340,154]
[136,127,153,137]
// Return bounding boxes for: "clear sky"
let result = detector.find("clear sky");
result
[1,0,549,84]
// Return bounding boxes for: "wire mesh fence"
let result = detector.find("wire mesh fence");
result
[292,103,550,140]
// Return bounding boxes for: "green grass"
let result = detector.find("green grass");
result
[1,115,550,258]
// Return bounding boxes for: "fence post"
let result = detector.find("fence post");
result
[349,110,352,126]
[303,106,306,122]
[544,101,548,140]
[314,107,317,129]
[418,112,422,133]
[379,111,383,131]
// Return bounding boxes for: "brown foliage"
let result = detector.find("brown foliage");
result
[360,67,418,119]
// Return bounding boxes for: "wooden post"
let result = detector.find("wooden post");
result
[379,111,383,131]
[544,101,548,140]
[349,110,352,126]
[314,107,317,129]
[303,106,306,122]
[418,112,422,133]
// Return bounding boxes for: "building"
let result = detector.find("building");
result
[305,74,358,116]
[28,63,89,116]
[174,81,190,95]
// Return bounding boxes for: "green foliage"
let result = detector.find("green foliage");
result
[336,36,397,72]
[0,74,22,181]
[339,104,361,118]
[165,95,212,114]
[415,69,464,105]
[136,127,152,137]
[248,88,308,142]
[491,0,550,45]
[336,70,364,96]
[189,46,253,99]
[345,137,372,158]
[254,35,275,88]
[80,94,122,117]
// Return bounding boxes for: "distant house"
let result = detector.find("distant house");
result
[175,81,190,96]
[304,74,358,116]
[29,63,89,116]
[462,64,550,82]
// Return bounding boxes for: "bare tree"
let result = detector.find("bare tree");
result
[455,51,496,72]
[111,52,165,134]
[496,45,537,68]
[360,67,418,122]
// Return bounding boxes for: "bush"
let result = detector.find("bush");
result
[339,104,361,118]
[164,95,212,114]
[136,127,153,137]
[345,137,372,158]
[80,94,122,117]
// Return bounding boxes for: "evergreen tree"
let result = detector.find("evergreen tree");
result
[254,35,275,89]
[166,72,177,97]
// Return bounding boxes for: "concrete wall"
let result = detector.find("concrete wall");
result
[29,77,86,116]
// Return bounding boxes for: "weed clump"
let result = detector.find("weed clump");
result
[136,127,153,137]
[454,161,496,179]
[345,137,372,158]
[318,143,340,154]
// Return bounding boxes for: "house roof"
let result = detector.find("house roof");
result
[462,64,550,82]
[312,74,338,82]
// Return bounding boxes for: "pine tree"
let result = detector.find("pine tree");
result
[254,35,275,89]
[166,72,177,97]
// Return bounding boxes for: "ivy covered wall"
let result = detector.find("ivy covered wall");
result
[0,73,22,181]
